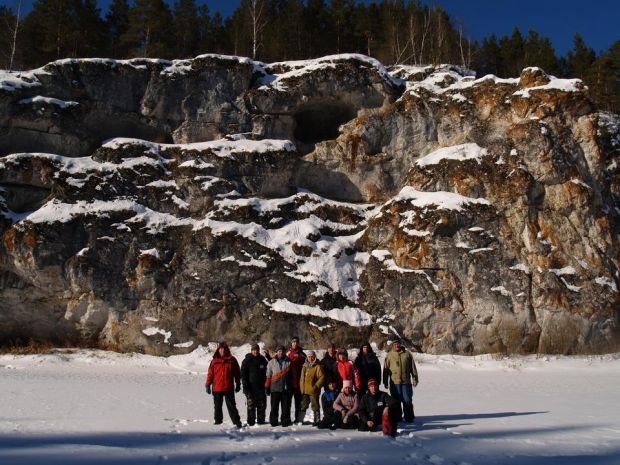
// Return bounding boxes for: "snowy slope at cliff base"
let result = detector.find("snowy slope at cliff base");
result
[1,347,619,465]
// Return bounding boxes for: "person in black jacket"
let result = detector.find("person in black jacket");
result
[358,378,399,436]
[353,342,381,396]
[317,378,341,429]
[320,343,338,390]
[240,343,268,426]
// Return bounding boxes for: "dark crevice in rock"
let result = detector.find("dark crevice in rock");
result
[0,183,51,213]
[293,100,357,153]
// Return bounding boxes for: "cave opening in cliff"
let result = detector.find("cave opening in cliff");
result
[293,100,356,150]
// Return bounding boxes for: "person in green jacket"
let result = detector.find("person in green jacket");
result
[382,338,419,423]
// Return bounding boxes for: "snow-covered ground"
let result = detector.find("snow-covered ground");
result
[1,346,619,465]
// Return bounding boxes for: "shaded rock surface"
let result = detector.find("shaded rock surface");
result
[0,58,618,355]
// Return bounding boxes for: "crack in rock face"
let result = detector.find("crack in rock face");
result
[0,56,619,355]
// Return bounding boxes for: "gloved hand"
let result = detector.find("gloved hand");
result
[235,383,241,393]
[340,409,348,419]
[413,379,418,388]
[205,384,211,394]
[265,387,271,396]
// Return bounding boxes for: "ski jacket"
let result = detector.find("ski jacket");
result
[287,347,306,389]
[320,389,340,417]
[265,356,293,393]
[334,391,359,421]
[336,358,360,389]
[320,353,338,385]
[300,360,325,396]
[206,342,241,393]
[353,344,382,392]
[358,390,397,423]
[383,347,418,386]
[241,352,268,394]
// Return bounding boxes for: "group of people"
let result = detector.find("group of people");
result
[204,336,419,436]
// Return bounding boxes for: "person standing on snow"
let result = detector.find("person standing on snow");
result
[333,379,359,429]
[317,378,341,429]
[335,348,359,390]
[320,343,338,390]
[383,338,419,423]
[358,378,399,436]
[287,336,306,423]
[241,343,268,426]
[299,350,325,425]
[205,341,242,428]
[265,345,293,427]
[353,342,382,396]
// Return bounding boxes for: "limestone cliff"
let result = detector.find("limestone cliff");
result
[0,56,618,354]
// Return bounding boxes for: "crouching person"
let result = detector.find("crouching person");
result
[205,341,242,428]
[317,379,340,429]
[358,378,399,436]
[265,345,293,427]
[334,380,359,429]
[299,350,325,425]
[241,343,268,426]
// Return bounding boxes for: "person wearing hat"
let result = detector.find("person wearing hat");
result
[333,379,359,429]
[265,345,293,427]
[335,348,360,390]
[353,342,382,396]
[317,378,341,429]
[382,338,419,423]
[299,350,325,425]
[205,341,242,428]
[286,336,306,423]
[241,343,268,426]
[357,378,398,436]
[320,343,338,390]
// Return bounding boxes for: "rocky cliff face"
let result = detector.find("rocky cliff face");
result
[1,56,618,355]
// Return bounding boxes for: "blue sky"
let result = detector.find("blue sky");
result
[2,0,618,55]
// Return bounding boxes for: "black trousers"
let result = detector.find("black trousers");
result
[213,391,241,425]
[292,388,302,418]
[317,412,341,429]
[246,391,267,425]
[358,408,398,433]
[269,391,292,426]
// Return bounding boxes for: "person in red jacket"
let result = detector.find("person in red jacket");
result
[205,341,242,428]
[287,336,306,423]
[335,348,360,390]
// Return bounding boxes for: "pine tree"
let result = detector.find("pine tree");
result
[567,33,596,79]
[524,29,559,75]
[173,0,201,58]
[122,0,173,58]
[106,0,130,57]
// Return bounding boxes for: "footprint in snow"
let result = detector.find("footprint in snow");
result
[427,454,444,465]
[400,452,418,461]
[263,456,275,463]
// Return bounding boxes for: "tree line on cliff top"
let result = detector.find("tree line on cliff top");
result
[1,0,619,113]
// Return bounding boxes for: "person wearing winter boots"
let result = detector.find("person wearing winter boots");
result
[299,350,325,425]
[333,380,359,429]
[353,342,382,396]
[383,338,419,423]
[241,343,268,426]
[205,341,242,428]
[335,348,359,390]
[320,343,338,390]
[265,345,293,427]
[358,378,399,437]
[287,336,306,424]
[317,379,341,429]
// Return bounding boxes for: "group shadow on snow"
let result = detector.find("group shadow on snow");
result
[1,411,619,465]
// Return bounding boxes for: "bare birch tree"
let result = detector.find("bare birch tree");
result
[249,0,267,60]
[8,0,21,71]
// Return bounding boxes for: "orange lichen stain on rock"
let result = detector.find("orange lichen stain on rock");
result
[541,288,569,311]
[24,230,36,248]
[3,229,17,253]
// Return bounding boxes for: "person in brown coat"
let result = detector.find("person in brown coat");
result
[299,350,325,425]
